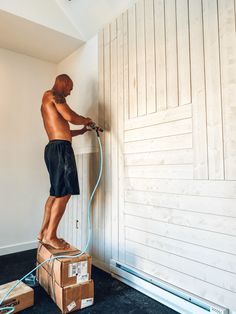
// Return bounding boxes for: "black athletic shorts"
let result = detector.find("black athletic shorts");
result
[44,140,80,197]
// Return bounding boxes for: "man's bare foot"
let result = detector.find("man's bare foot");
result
[42,237,70,250]
[37,233,66,244]
[37,232,44,241]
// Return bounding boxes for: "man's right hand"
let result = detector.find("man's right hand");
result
[84,117,94,126]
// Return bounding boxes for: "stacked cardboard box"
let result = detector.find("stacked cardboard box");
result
[36,242,94,313]
[0,280,34,313]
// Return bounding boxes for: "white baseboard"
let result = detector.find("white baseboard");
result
[92,256,110,274]
[110,259,229,314]
[0,240,38,256]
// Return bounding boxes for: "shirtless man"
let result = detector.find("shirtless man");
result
[38,74,94,249]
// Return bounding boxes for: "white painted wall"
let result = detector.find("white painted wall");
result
[56,35,100,253]
[0,48,56,255]
[0,34,99,256]
[56,35,99,152]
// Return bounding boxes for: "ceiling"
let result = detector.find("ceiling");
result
[0,9,84,63]
[55,0,138,40]
[0,0,137,63]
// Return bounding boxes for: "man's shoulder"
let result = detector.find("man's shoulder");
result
[43,90,54,97]
[42,89,66,105]
[42,90,53,103]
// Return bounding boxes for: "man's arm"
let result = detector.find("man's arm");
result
[71,126,91,137]
[53,96,92,125]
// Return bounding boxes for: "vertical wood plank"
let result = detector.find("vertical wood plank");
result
[218,0,236,179]
[98,30,105,261]
[82,154,88,250]
[104,23,110,46]
[203,0,224,179]
[176,0,191,105]
[98,30,105,130]
[76,155,81,249]
[111,18,117,41]
[88,153,96,255]
[69,199,73,245]
[123,11,129,121]
[145,0,156,113]
[67,201,70,244]
[91,152,99,258]
[128,5,138,118]
[154,0,167,111]
[117,14,126,263]
[136,0,147,116]
[189,0,208,179]
[78,154,83,249]
[104,24,112,265]
[71,195,75,247]
[88,154,92,256]
[165,0,178,108]
[62,199,67,241]
[111,18,119,261]
[234,0,236,32]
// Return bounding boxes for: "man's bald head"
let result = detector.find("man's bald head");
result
[52,74,73,97]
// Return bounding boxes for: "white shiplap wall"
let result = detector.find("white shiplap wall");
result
[96,0,236,312]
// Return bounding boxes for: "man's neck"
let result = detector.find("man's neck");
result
[51,88,64,96]
[51,89,66,104]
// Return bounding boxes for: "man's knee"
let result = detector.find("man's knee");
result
[47,196,56,206]
[56,194,71,203]
[49,196,56,201]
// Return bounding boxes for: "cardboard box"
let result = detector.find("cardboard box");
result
[0,280,34,313]
[37,242,92,287]
[37,265,94,313]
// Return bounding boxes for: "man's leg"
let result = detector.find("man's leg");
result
[38,196,56,241]
[44,194,71,249]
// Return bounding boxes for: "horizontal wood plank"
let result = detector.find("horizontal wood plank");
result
[125,250,236,309]
[124,177,236,198]
[126,226,236,273]
[126,239,236,292]
[124,118,192,142]
[124,103,192,130]
[124,201,236,235]
[124,149,193,166]
[124,213,236,255]
[125,164,193,179]
[124,190,236,216]
[124,133,192,154]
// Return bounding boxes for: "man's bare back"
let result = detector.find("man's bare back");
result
[41,88,92,142]
[41,90,72,142]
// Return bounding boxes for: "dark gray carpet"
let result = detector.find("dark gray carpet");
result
[0,249,179,313]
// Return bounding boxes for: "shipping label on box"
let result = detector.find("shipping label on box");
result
[81,297,94,309]
[68,261,89,283]
[67,301,76,312]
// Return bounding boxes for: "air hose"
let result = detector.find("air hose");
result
[0,125,103,313]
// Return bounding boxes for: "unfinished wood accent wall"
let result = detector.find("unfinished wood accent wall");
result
[97,0,236,311]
